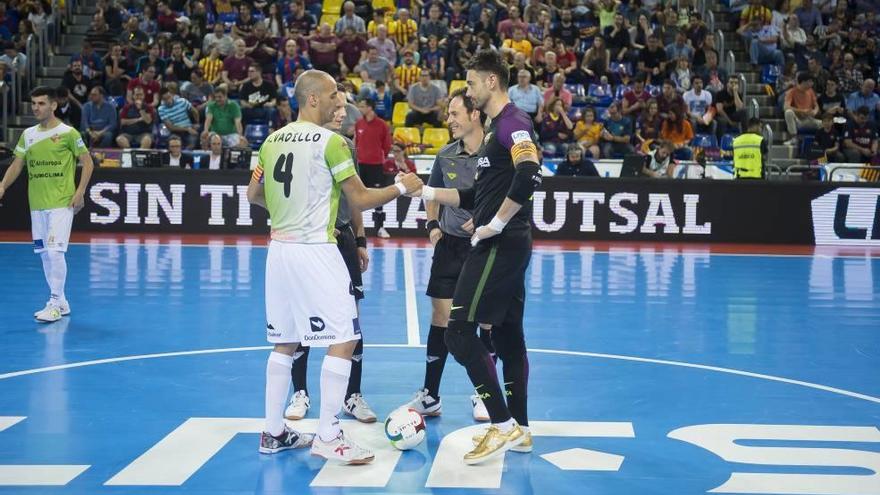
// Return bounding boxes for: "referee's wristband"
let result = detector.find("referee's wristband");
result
[488,216,508,232]
[355,236,367,248]
[426,219,440,232]
[394,182,408,195]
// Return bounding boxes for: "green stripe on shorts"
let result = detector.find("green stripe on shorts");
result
[468,245,498,322]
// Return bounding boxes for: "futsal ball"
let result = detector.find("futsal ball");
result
[384,407,426,450]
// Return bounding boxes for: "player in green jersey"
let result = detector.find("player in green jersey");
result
[246,70,421,464]
[0,86,94,322]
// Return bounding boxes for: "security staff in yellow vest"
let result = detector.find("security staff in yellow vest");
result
[733,118,768,179]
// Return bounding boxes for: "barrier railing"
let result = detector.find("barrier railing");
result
[762,123,774,146]
[0,83,8,134]
[706,10,715,32]
[826,165,880,182]
[748,98,759,120]
[716,30,725,61]
[725,50,735,75]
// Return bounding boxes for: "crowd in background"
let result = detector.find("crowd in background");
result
[2,0,877,173]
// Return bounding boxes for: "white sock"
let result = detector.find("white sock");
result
[265,351,294,437]
[47,251,67,304]
[318,355,351,442]
[39,251,52,300]
[493,418,517,433]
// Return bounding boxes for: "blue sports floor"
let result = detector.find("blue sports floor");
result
[0,238,879,494]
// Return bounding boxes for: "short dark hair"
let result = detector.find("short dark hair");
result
[747,118,762,129]
[55,86,69,98]
[797,72,813,84]
[856,106,870,116]
[30,86,57,101]
[358,97,376,109]
[466,49,510,89]
[159,88,173,99]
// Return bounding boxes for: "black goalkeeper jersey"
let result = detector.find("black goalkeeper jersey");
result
[472,102,539,236]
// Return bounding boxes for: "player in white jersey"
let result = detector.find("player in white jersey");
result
[0,86,94,322]
[247,70,422,464]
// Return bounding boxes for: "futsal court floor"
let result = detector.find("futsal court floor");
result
[0,232,878,495]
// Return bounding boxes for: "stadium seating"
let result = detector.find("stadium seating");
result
[392,102,409,128]
[393,127,421,145]
[323,0,344,14]
[449,80,467,94]
[422,128,450,154]
[245,124,270,150]
[347,76,363,92]
[320,14,340,27]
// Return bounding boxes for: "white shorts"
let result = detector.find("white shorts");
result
[31,207,74,253]
[265,241,360,346]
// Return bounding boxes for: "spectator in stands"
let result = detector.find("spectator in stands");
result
[354,97,393,237]
[556,144,599,177]
[700,50,728,95]
[641,140,676,178]
[739,0,772,29]
[383,141,417,184]
[166,42,195,82]
[686,12,708,49]
[54,86,82,128]
[818,77,846,119]
[715,76,746,136]
[536,51,562,88]
[232,3,257,39]
[276,39,313,88]
[658,79,686,119]
[580,35,610,84]
[636,98,663,149]
[405,71,444,127]
[203,22,234,57]
[509,69,544,123]
[498,5,528,41]
[116,86,155,149]
[62,59,94,104]
[339,83,362,138]
[205,132,225,169]
[393,49,421,102]
[843,106,878,163]
[86,11,111,45]
[666,31,694,64]
[172,17,201,58]
[102,43,129,97]
[157,87,200,149]
[389,9,418,52]
[468,0,495,26]
[601,102,635,158]
[781,14,807,63]
[639,34,668,86]
[419,3,449,46]
[660,107,694,159]
[136,43,167,80]
[846,79,880,122]
[309,23,339,75]
[622,74,651,117]
[239,63,278,127]
[794,0,823,34]
[783,73,820,144]
[136,4,157,37]
[202,86,245,148]
[370,80,393,120]
[508,52,536,86]
[543,73,572,111]
[603,13,631,63]
[574,107,603,159]
[127,65,160,108]
[421,35,445,79]
[81,87,117,148]
[659,8,682,46]
[71,41,101,79]
[527,9,552,46]
[166,136,194,168]
[156,1,178,33]
[264,3,285,38]
[288,1,317,35]
[199,44,225,85]
[539,96,574,157]
[684,75,714,132]
[336,1,367,35]
[692,32,716,69]
[119,15,149,62]
[671,57,693,93]
[242,24,277,75]
[368,24,397,63]
[742,16,785,70]
[805,57,829,95]
[813,112,845,162]
[337,27,367,77]
[221,39,253,96]
[834,52,863,95]
[501,26,533,63]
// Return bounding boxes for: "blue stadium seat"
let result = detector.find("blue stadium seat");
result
[613,85,630,102]
[566,84,586,105]
[218,12,237,25]
[156,123,172,149]
[691,134,718,149]
[720,133,735,152]
[646,84,661,97]
[110,96,125,108]
[594,106,610,123]
[799,134,816,158]
[245,124,270,150]
[761,65,780,85]
[588,84,613,106]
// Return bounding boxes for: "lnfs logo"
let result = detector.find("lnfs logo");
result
[811,187,880,245]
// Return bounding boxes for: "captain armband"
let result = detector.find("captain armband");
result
[507,161,542,204]
[510,140,539,164]
[251,165,264,184]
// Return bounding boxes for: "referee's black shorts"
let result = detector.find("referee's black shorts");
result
[449,231,532,327]
[358,163,386,188]
[426,233,471,299]
[336,224,364,301]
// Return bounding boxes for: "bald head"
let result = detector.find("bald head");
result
[294,70,339,124]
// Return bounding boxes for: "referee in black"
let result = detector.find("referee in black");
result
[413,50,542,464]
[285,85,378,424]
[401,88,497,421]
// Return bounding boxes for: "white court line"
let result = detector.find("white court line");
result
[402,248,421,346]
[1,345,878,405]
[0,240,876,259]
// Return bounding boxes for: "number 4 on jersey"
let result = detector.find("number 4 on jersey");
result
[273,153,294,198]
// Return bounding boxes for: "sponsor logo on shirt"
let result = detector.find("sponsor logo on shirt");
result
[511,130,532,143]
[477,157,491,168]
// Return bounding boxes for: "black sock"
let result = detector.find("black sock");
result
[446,326,511,424]
[346,338,364,398]
[423,325,448,397]
[502,351,529,427]
[479,328,498,365]
[291,346,309,395]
